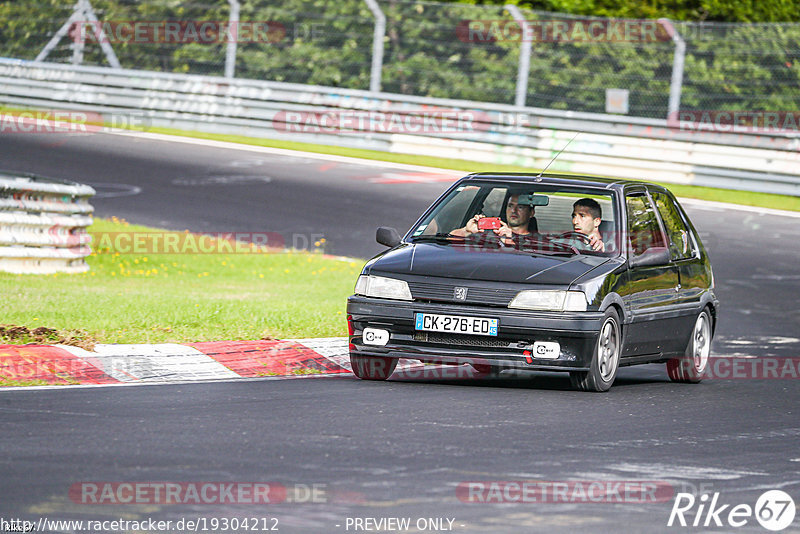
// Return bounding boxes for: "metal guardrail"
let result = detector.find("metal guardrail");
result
[0,58,798,196]
[0,171,94,274]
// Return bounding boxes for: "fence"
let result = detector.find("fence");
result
[0,58,798,196]
[1,0,798,120]
[0,171,94,274]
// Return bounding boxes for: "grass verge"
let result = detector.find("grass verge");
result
[0,218,361,345]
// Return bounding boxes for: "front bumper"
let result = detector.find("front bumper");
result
[347,296,605,372]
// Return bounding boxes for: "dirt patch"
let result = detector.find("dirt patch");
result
[0,325,96,351]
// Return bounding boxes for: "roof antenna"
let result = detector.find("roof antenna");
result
[535,131,580,181]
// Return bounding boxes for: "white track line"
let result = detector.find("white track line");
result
[678,197,800,218]
[109,130,463,177]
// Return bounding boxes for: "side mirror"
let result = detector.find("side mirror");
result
[376,226,401,248]
[629,247,670,268]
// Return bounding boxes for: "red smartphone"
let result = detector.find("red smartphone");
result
[477,217,502,230]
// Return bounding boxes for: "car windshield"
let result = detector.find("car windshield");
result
[409,182,619,256]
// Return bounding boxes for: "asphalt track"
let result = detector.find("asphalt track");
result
[1,131,799,533]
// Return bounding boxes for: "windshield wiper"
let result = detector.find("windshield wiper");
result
[410,233,464,243]
[513,237,580,256]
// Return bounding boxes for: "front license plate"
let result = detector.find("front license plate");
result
[414,313,498,336]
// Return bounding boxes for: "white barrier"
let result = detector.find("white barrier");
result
[388,131,800,191]
[0,172,95,274]
[0,59,798,196]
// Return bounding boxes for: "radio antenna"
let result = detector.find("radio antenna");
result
[536,131,580,179]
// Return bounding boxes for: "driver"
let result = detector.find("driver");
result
[453,194,535,241]
[571,198,605,252]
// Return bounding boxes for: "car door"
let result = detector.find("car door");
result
[651,190,709,337]
[619,189,683,358]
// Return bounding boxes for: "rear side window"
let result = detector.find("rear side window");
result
[652,192,697,260]
[626,193,666,256]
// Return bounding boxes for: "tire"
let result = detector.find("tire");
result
[570,308,622,392]
[350,354,397,381]
[667,308,712,383]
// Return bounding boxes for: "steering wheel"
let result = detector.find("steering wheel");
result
[557,231,594,246]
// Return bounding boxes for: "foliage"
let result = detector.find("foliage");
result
[496,0,800,23]
[0,0,797,118]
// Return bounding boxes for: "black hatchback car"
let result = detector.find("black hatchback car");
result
[346,173,718,391]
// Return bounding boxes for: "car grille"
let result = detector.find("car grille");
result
[407,281,517,306]
[413,332,510,348]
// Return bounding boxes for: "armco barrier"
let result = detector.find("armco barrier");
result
[0,59,798,196]
[0,171,94,274]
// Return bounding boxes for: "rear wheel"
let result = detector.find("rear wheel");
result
[667,308,712,383]
[350,354,397,380]
[570,308,621,392]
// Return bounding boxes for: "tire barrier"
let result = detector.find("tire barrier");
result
[0,171,94,274]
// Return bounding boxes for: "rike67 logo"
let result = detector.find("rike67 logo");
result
[668,490,796,531]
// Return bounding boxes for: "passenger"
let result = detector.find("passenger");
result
[453,194,535,240]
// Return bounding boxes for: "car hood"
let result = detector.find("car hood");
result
[366,243,611,286]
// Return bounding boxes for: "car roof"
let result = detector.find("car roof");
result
[461,172,652,191]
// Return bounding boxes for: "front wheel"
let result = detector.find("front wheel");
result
[667,308,712,383]
[570,308,622,392]
[350,354,397,381]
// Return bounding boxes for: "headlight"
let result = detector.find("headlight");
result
[354,275,412,301]
[508,290,587,312]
